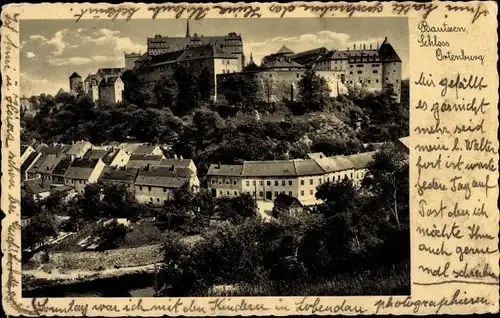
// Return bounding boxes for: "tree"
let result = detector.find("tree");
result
[297,68,331,112]
[102,183,138,220]
[22,212,59,251]
[154,75,178,110]
[219,74,259,107]
[173,65,201,116]
[363,142,409,229]
[197,67,214,102]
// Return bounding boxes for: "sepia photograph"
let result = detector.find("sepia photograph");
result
[19,17,410,298]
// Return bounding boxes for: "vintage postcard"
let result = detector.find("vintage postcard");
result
[1,1,498,316]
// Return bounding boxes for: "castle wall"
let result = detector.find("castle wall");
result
[382,61,402,102]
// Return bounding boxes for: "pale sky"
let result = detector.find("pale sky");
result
[20,18,408,97]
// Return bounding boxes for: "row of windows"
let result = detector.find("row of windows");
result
[138,186,169,192]
[218,190,316,198]
[214,174,359,188]
[221,69,236,74]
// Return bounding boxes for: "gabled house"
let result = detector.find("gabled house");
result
[39,143,72,156]
[132,145,163,156]
[134,166,198,206]
[84,148,130,167]
[67,140,93,159]
[21,152,43,181]
[30,154,65,183]
[64,158,106,193]
[98,75,124,104]
[98,166,140,191]
[158,158,197,175]
[23,178,51,202]
[51,157,73,184]
[126,154,165,169]
[272,194,304,219]
[21,145,36,165]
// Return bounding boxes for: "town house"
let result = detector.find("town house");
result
[98,166,140,192]
[134,165,199,206]
[127,154,165,169]
[64,158,106,193]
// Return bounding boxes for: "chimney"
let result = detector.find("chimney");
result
[363,44,366,50]
[370,43,372,50]
[354,44,356,50]
[347,47,349,51]
[217,162,221,169]
[171,164,175,171]
[377,42,379,49]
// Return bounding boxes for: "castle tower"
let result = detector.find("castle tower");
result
[379,36,402,102]
[69,72,82,93]
[124,52,142,70]
[186,20,190,38]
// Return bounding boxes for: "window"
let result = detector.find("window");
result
[157,198,160,202]
[309,179,313,185]
[350,65,353,68]
[309,190,313,195]
[163,188,167,192]
[259,191,263,197]
[227,191,230,195]
[274,181,278,186]
[274,191,278,197]
[282,181,286,186]
[150,197,153,201]
[349,71,353,74]
[394,69,396,72]
[218,179,222,184]
[301,180,304,185]
[220,190,223,195]
[373,70,378,74]
[327,177,330,182]
[148,186,152,192]
[300,190,304,196]
[360,80,363,83]
[260,181,263,186]
[376,79,379,83]
[289,191,293,196]
[267,181,271,186]
[246,181,250,186]
[233,180,237,185]
[139,186,142,191]
[226,179,230,185]
[351,173,353,178]
[318,178,322,184]
[211,179,215,184]
[396,79,399,83]
[253,181,256,185]
[234,191,238,195]
[368,80,371,83]
[357,70,362,74]
[357,64,363,67]
[333,176,336,181]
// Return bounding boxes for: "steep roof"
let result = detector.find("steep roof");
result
[242,160,297,177]
[378,37,402,62]
[21,152,41,172]
[147,33,242,56]
[290,47,329,65]
[132,145,158,155]
[35,154,64,175]
[274,193,302,209]
[345,151,377,169]
[276,45,295,55]
[260,57,305,70]
[99,166,139,184]
[158,158,194,169]
[207,164,243,177]
[135,166,191,187]
[65,158,101,180]
[294,159,325,176]
[52,157,73,177]
[24,178,51,195]
[40,144,71,155]
[69,72,81,78]
[67,141,92,156]
[98,75,120,87]
[83,149,111,160]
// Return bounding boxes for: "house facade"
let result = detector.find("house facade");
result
[64,158,106,193]
[207,151,378,206]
